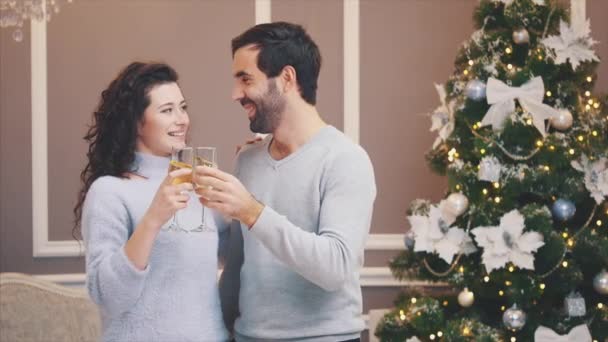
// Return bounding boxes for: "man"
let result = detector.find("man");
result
[195,22,376,342]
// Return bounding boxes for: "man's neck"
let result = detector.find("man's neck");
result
[269,104,326,161]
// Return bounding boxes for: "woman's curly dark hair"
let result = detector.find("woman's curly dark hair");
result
[73,62,179,239]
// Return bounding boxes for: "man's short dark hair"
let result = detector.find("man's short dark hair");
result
[232,21,321,105]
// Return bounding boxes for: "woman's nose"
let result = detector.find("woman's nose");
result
[176,109,189,125]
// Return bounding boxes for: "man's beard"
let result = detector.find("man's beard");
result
[242,79,286,134]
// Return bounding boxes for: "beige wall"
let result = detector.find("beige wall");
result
[45,0,256,241]
[272,0,344,129]
[1,0,608,325]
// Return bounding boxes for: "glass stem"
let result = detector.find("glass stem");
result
[201,206,206,228]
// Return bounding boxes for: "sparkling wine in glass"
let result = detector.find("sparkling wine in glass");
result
[192,147,217,233]
[165,147,193,232]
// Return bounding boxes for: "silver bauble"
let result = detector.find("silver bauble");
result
[512,28,530,44]
[503,304,527,331]
[404,230,416,250]
[551,199,576,222]
[465,79,486,101]
[550,109,574,131]
[457,287,475,307]
[593,270,608,295]
[445,193,469,217]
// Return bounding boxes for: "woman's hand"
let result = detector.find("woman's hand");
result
[235,135,264,154]
[143,168,194,230]
[125,168,194,270]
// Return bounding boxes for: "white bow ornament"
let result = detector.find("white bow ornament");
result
[534,324,592,342]
[481,77,558,137]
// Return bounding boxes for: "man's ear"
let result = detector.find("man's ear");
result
[280,65,297,93]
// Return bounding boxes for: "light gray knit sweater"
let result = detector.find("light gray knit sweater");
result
[82,152,229,342]
[220,126,377,341]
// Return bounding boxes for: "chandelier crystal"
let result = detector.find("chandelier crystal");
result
[0,0,73,42]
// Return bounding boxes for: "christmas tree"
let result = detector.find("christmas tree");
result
[375,0,607,341]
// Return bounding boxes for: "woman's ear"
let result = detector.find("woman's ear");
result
[136,119,144,137]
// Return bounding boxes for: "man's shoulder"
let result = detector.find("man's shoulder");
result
[319,128,376,192]
[322,128,371,164]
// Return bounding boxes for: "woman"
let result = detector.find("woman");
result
[73,62,229,341]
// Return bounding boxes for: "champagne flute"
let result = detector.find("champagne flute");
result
[192,147,217,233]
[165,146,194,232]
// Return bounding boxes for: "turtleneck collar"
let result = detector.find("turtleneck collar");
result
[132,152,170,179]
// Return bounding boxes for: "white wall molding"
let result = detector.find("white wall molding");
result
[360,267,448,287]
[36,266,448,289]
[28,7,87,257]
[365,234,405,250]
[343,0,360,144]
[34,273,87,288]
[570,0,586,33]
[255,0,271,25]
[32,232,404,258]
[33,240,84,258]
[31,12,48,257]
[30,13,85,258]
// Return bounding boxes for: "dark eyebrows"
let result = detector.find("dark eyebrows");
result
[234,70,252,79]
[157,99,186,110]
[157,102,172,110]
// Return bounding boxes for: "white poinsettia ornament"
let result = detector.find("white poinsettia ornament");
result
[408,200,477,264]
[471,210,545,272]
[541,19,599,70]
[571,155,608,204]
[430,83,457,149]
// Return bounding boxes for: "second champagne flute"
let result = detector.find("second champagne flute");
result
[193,147,217,233]
[166,146,194,232]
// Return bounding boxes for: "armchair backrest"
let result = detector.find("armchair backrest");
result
[0,272,100,342]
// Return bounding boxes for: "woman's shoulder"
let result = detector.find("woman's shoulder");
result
[86,175,132,201]
[81,177,131,223]
[89,175,126,190]
[87,174,157,205]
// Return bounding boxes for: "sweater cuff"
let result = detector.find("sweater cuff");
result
[249,206,281,239]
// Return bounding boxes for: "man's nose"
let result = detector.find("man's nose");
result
[232,85,244,102]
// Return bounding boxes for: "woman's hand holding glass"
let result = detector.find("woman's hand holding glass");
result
[144,168,193,232]
[164,147,195,232]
